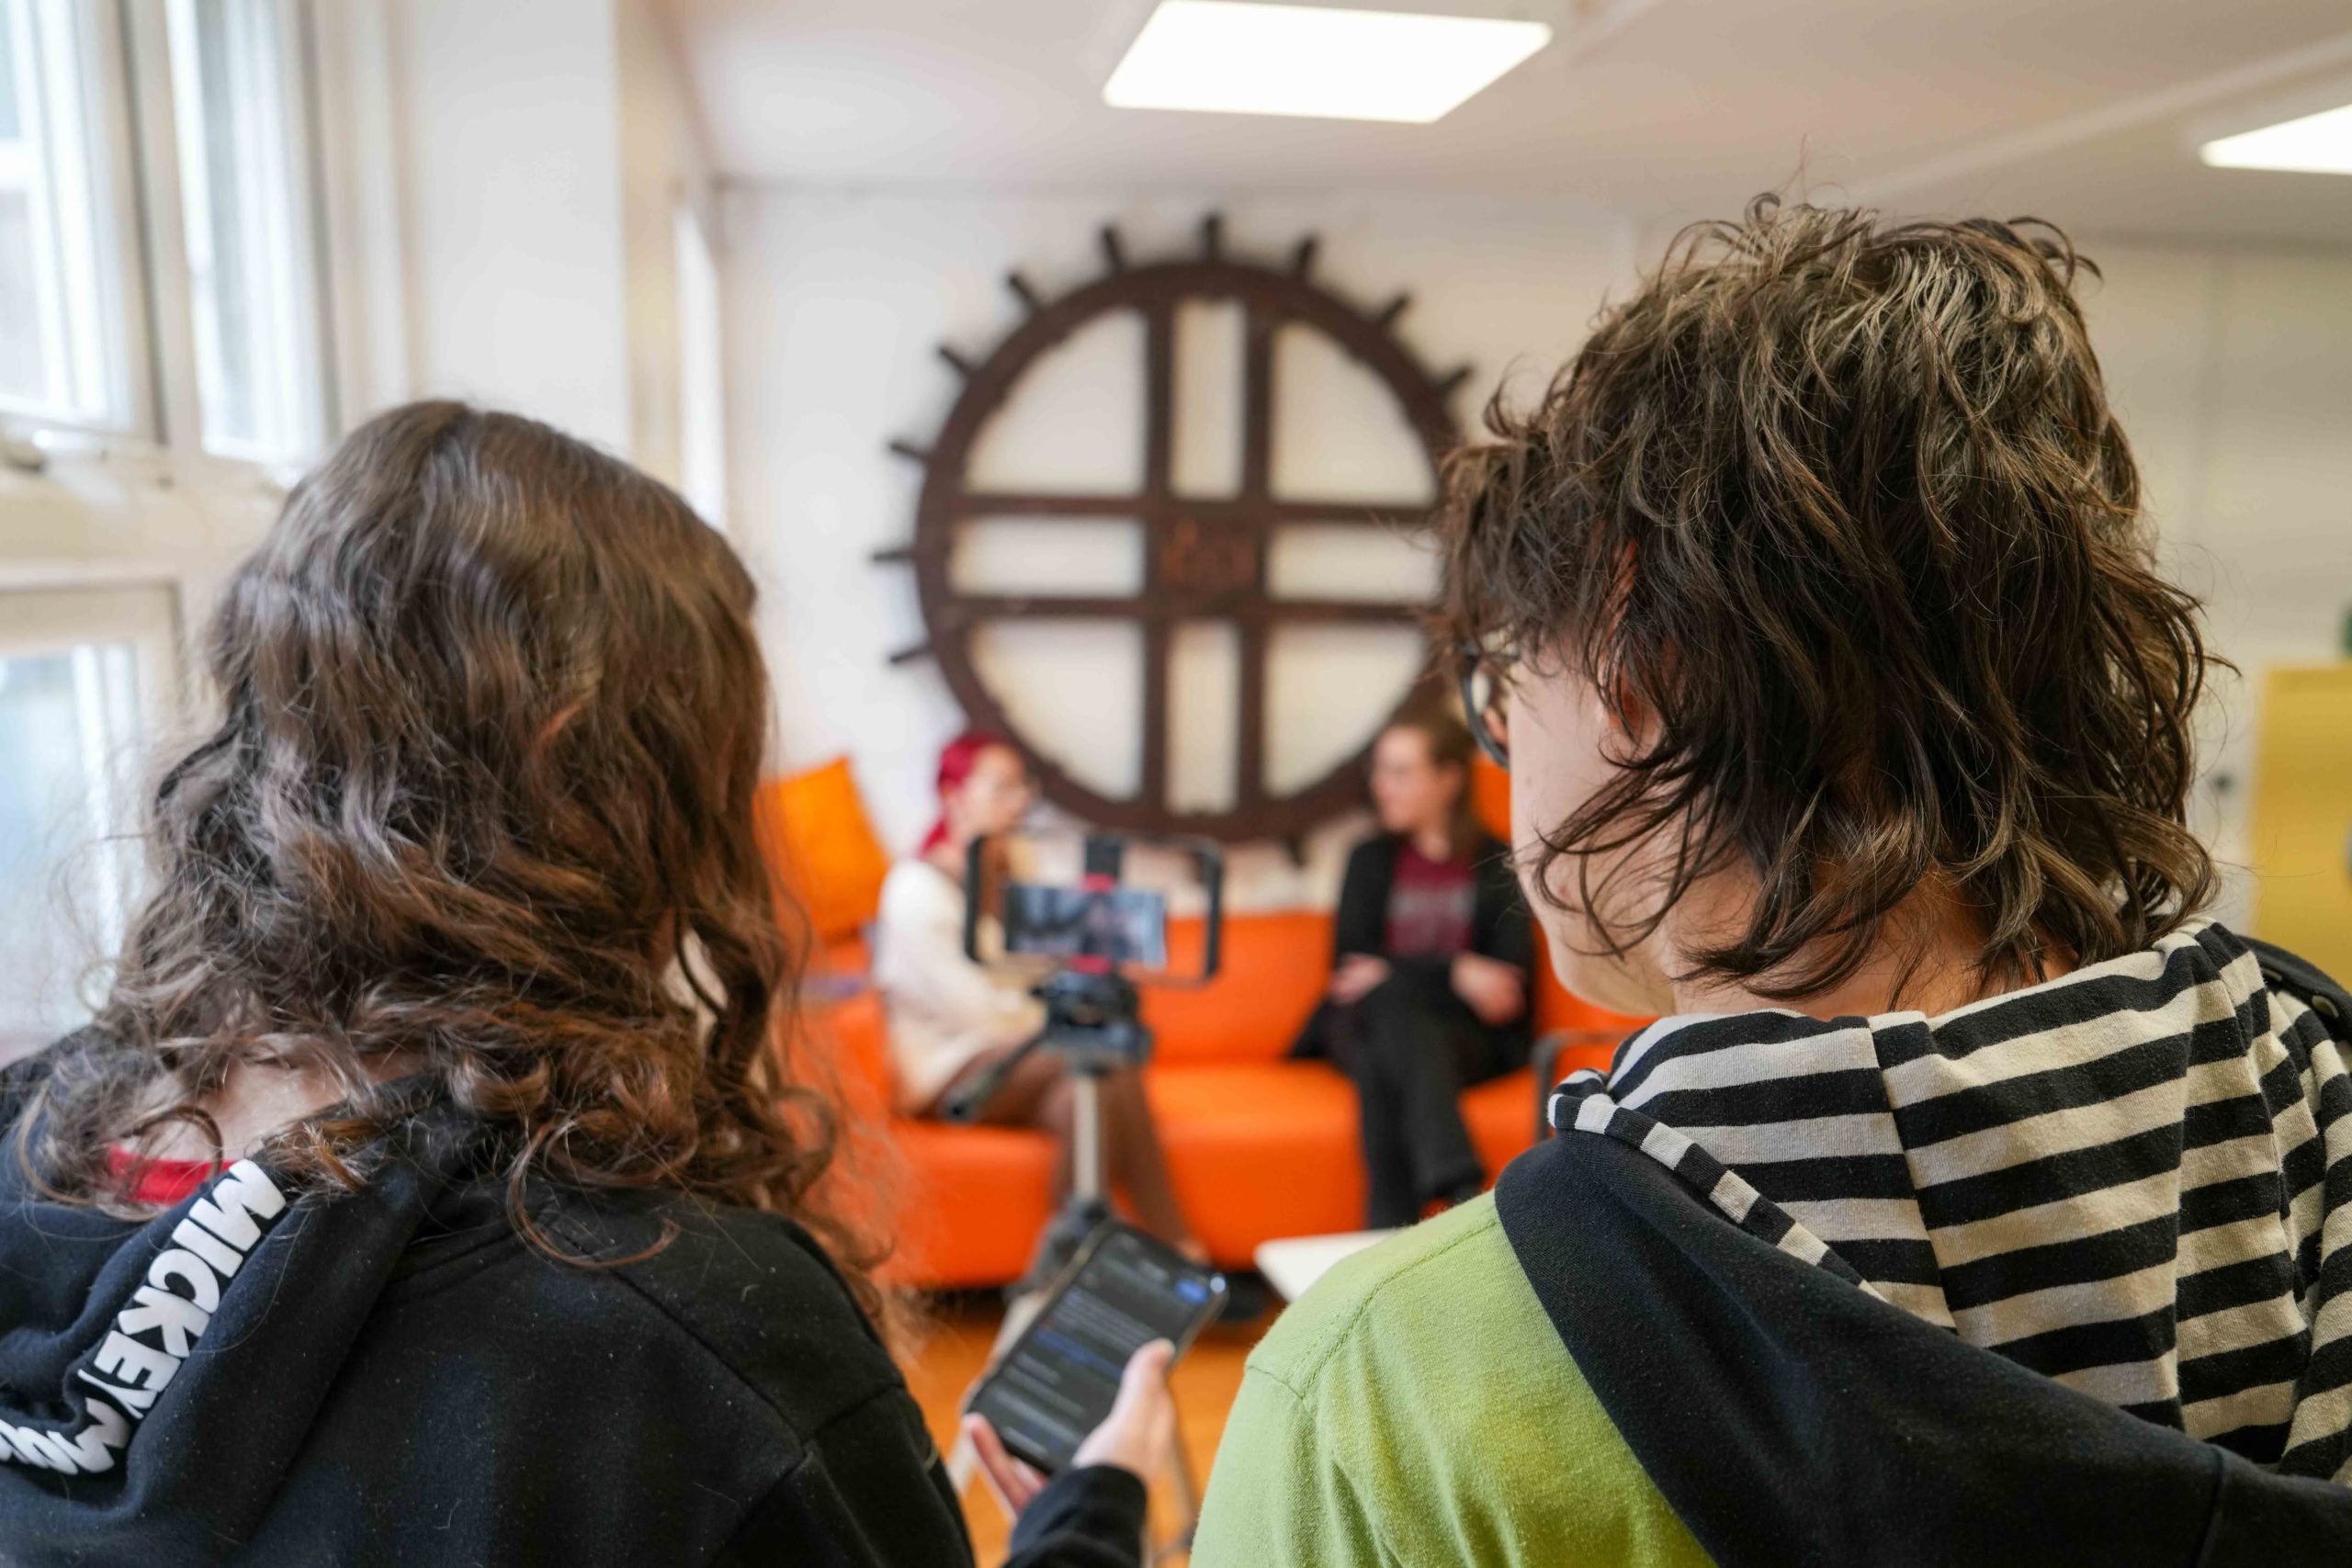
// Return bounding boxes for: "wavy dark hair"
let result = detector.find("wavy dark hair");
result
[21,401,878,1312]
[1442,196,2217,998]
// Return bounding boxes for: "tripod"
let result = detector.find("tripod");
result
[941,965,1204,1557]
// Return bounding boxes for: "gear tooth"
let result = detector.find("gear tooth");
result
[1006,271,1042,316]
[888,438,931,463]
[871,544,916,565]
[937,344,975,378]
[1099,224,1126,274]
[1438,363,1474,398]
[1200,211,1224,259]
[887,638,936,666]
[1375,292,1411,328]
[1291,235,1319,277]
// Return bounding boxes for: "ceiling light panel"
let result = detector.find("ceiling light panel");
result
[2200,103,2352,175]
[1103,2,1552,125]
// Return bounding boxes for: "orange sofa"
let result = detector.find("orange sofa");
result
[812,911,1640,1289]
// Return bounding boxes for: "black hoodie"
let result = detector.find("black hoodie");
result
[0,1047,1145,1567]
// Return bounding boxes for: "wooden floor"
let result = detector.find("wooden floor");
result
[902,1292,1272,1566]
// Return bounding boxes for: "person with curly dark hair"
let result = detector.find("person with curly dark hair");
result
[1194,199,2352,1564]
[0,401,1166,1567]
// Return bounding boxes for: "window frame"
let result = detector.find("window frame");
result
[125,0,338,475]
[0,0,160,443]
[0,572,184,1048]
[0,0,348,478]
[155,0,336,465]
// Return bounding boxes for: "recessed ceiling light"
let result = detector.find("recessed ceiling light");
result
[1103,2,1552,124]
[2199,102,2352,175]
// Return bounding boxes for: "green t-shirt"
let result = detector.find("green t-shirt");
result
[1193,1195,1713,1567]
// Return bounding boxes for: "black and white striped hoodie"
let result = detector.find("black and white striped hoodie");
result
[1497,920,2352,1564]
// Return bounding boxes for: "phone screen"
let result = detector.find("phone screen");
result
[965,830,1221,987]
[1001,883,1170,969]
[968,1224,1227,1472]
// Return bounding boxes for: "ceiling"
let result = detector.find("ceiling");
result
[665,0,2352,245]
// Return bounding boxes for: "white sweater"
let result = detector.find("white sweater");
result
[869,859,1047,1112]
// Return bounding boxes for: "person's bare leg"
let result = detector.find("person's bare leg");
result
[934,1049,1078,1199]
[1096,1067,1200,1254]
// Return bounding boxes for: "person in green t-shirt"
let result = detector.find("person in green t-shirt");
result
[1194,197,2352,1565]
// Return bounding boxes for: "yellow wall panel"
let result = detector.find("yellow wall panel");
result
[2249,664,2352,980]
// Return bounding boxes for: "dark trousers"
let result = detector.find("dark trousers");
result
[1326,962,1521,1229]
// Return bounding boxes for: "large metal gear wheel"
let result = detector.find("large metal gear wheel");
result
[880,214,1466,843]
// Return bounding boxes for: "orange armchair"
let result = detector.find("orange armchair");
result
[811,910,1639,1289]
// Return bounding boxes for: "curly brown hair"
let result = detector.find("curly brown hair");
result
[1442,196,2217,999]
[21,401,879,1312]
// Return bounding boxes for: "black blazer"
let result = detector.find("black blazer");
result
[1293,831,1536,1059]
[1332,831,1532,974]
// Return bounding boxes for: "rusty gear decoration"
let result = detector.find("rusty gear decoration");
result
[879,214,1467,844]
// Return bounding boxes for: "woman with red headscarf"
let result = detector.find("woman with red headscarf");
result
[871,735,1200,1257]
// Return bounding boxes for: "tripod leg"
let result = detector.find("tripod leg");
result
[1070,1068,1104,1201]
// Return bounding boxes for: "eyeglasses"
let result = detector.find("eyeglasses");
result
[1456,637,1516,769]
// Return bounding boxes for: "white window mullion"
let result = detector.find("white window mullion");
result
[30,0,107,414]
[161,0,225,451]
[234,0,300,455]
[119,0,202,457]
[0,583,179,1054]
[66,637,135,954]
[159,0,326,465]
[0,0,141,435]
[10,0,70,410]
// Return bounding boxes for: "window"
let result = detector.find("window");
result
[0,0,134,431]
[0,0,331,460]
[164,0,328,462]
[0,586,175,1057]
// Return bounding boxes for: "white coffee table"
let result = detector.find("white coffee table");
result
[1254,1229,1396,1303]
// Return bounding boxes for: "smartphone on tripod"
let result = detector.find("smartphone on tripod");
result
[963,829,1224,987]
[966,1222,1230,1473]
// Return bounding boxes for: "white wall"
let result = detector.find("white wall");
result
[729,190,2352,919]
[384,0,722,492]
[2080,242,2352,923]
[724,186,1634,905]
[390,0,634,454]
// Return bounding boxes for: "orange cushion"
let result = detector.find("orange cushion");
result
[1533,956,1650,1040]
[809,987,894,1123]
[1147,1062,1365,1262]
[1463,1068,1543,1171]
[805,861,1651,1289]
[879,1119,1057,1288]
[1142,910,1330,1064]
[1473,754,1510,840]
[870,1059,1566,1288]
[757,757,892,945]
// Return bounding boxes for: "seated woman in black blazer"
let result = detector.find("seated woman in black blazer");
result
[1297,706,1534,1228]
